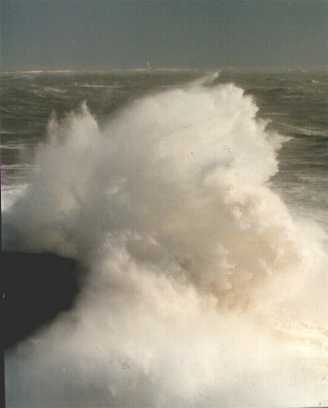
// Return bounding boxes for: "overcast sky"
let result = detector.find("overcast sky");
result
[1,0,328,70]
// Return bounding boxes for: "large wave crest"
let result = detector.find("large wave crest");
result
[5,77,328,407]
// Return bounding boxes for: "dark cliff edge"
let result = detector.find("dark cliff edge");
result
[1,252,82,350]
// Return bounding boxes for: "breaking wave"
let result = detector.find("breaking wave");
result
[5,76,328,406]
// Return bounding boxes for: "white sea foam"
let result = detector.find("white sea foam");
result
[5,77,328,407]
[1,184,28,213]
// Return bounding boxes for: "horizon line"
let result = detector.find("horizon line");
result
[1,64,328,75]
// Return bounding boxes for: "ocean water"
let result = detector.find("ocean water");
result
[1,69,328,407]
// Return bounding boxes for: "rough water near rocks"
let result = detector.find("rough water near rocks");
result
[1,69,328,407]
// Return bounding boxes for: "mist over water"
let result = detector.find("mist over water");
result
[3,74,328,407]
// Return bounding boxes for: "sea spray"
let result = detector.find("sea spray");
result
[5,77,328,407]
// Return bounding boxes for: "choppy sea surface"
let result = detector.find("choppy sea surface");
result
[1,69,327,222]
[1,69,328,407]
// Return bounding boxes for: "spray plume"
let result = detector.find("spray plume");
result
[5,77,328,407]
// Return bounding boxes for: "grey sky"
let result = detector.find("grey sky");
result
[1,0,328,70]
